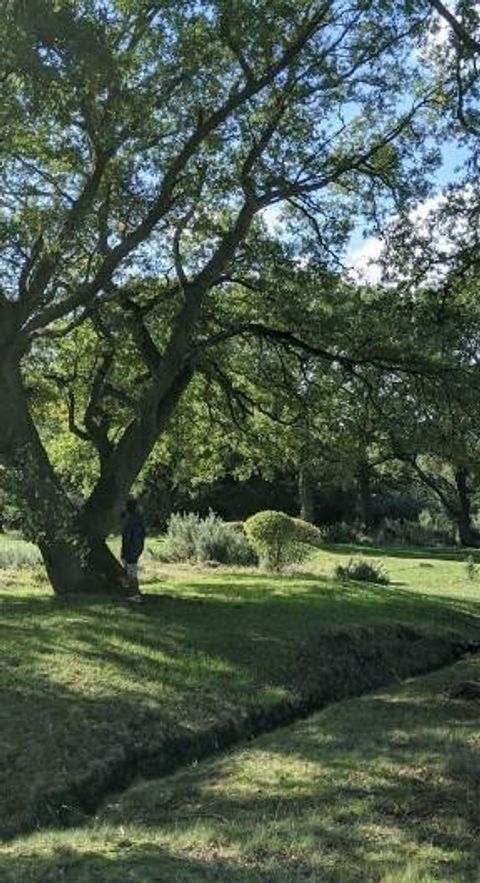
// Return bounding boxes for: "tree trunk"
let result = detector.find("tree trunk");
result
[38,533,126,596]
[81,365,193,539]
[0,357,127,595]
[298,464,315,523]
[356,460,373,529]
[42,366,192,592]
[455,467,480,547]
[0,203,252,594]
[456,515,480,547]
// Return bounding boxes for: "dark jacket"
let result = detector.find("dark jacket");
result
[121,511,146,564]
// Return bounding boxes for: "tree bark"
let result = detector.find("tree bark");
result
[298,465,315,523]
[37,534,126,596]
[81,365,193,540]
[0,356,127,595]
[455,467,480,547]
[40,360,192,592]
[356,460,374,529]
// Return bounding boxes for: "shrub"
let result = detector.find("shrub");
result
[166,512,257,566]
[322,515,456,548]
[335,557,390,585]
[320,521,369,544]
[145,540,171,563]
[224,521,245,533]
[374,516,453,547]
[165,512,200,561]
[195,515,257,566]
[291,517,325,547]
[244,510,323,570]
[245,511,293,570]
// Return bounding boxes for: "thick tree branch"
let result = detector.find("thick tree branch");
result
[455,54,480,136]
[428,0,480,55]
[410,455,457,513]
[20,148,116,313]
[198,321,461,380]
[18,235,43,300]
[124,298,163,375]
[66,390,90,443]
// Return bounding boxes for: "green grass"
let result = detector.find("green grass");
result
[1,654,479,882]
[0,537,479,864]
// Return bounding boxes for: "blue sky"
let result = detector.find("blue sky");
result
[345,137,469,271]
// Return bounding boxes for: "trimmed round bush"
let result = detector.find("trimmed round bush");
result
[244,510,323,571]
[291,517,324,547]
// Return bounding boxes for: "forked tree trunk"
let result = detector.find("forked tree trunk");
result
[0,357,127,596]
[0,353,193,594]
[81,366,193,539]
[412,457,480,549]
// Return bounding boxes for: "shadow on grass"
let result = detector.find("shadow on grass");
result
[85,659,480,883]
[0,573,479,843]
[2,575,480,676]
[322,542,480,563]
[0,842,276,883]
[5,671,477,882]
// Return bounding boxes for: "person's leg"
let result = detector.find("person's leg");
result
[122,560,144,602]
[120,558,131,590]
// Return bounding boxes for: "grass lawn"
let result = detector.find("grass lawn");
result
[1,653,479,882]
[0,536,479,858]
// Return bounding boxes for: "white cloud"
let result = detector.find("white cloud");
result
[345,193,455,285]
[346,236,385,284]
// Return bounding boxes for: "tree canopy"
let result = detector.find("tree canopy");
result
[1,0,479,592]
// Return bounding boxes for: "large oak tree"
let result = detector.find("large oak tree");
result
[0,1,435,594]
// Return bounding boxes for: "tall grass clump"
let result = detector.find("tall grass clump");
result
[166,512,257,565]
[335,558,390,585]
[0,537,42,570]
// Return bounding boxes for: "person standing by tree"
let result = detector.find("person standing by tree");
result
[121,498,146,604]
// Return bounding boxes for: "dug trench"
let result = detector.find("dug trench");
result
[13,625,480,842]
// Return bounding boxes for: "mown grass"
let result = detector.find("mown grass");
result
[1,654,479,882]
[0,536,479,852]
